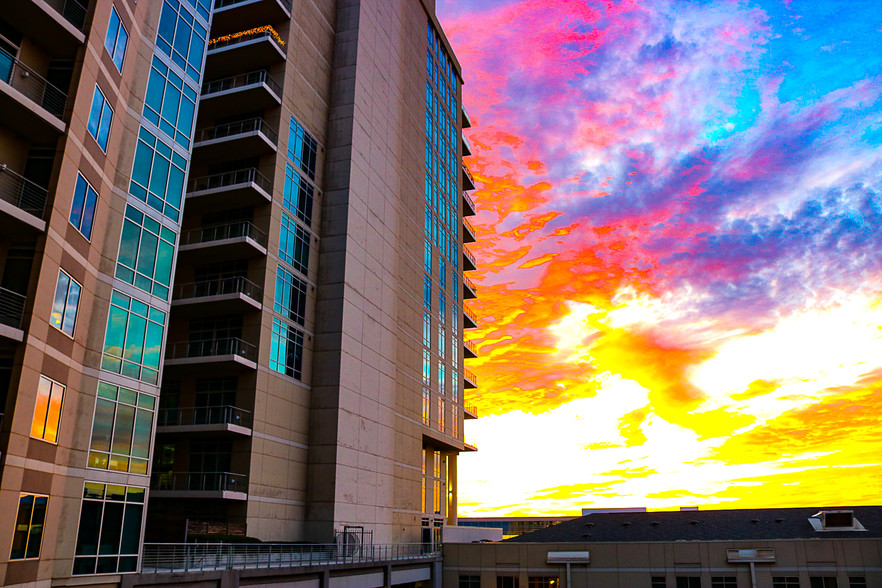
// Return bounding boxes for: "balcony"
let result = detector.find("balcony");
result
[463,368,477,390]
[205,28,287,79]
[192,117,278,164]
[463,275,477,300]
[211,0,292,33]
[0,287,26,342]
[4,0,87,54]
[151,471,248,501]
[0,165,47,232]
[462,107,472,129]
[462,165,476,191]
[172,276,263,316]
[179,220,268,259]
[0,52,67,139]
[185,168,273,211]
[463,439,478,452]
[464,340,477,359]
[464,404,478,420]
[165,337,258,370]
[156,405,253,436]
[462,135,472,157]
[462,191,476,217]
[462,217,476,243]
[463,246,477,272]
[198,70,282,120]
[463,305,477,329]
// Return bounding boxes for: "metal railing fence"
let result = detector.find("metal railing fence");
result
[179,220,268,249]
[174,276,263,302]
[0,164,47,217]
[201,69,281,97]
[157,405,253,429]
[195,117,278,145]
[0,50,67,117]
[0,287,26,330]
[151,471,247,493]
[188,167,273,195]
[165,337,258,362]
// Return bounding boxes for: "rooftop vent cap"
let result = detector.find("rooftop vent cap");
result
[689,520,699,525]
[750,519,760,524]
[809,510,867,532]
[650,521,660,527]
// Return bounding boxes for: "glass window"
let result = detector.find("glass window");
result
[155,0,206,82]
[422,387,430,425]
[30,376,64,443]
[274,265,307,325]
[528,579,560,588]
[101,290,166,384]
[87,86,113,151]
[10,494,47,559]
[438,397,445,432]
[279,213,310,275]
[422,349,431,385]
[460,577,480,588]
[270,318,303,379]
[810,579,838,588]
[50,270,81,336]
[70,173,98,240]
[423,312,431,347]
[773,580,800,588]
[116,205,176,300]
[287,117,318,179]
[73,483,145,575]
[424,276,431,311]
[451,369,459,402]
[653,579,668,588]
[849,579,866,588]
[438,362,446,394]
[143,56,197,148]
[497,577,519,588]
[283,164,315,226]
[104,6,128,71]
[711,579,737,588]
[88,382,155,475]
[129,127,187,221]
[676,579,701,588]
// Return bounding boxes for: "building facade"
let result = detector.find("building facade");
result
[0,0,476,585]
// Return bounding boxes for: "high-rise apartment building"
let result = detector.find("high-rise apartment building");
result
[0,0,476,585]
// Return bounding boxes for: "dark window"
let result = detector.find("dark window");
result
[459,576,480,588]
[712,578,737,588]
[849,578,866,588]
[810,579,838,588]
[773,579,800,588]
[73,483,144,574]
[70,173,98,240]
[528,578,559,588]
[653,578,667,588]
[497,577,519,588]
[10,494,47,559]
[677,579,701,588]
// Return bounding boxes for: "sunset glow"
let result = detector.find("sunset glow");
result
[438,0,882,515]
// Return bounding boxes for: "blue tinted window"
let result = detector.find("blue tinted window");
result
[287,118,317,179]
[278,213,309,275]
[143,57,197,148]
[129,127,186,221]
[274,265,307,325]
[282,164,314,226]
[270,318,303,379]
[104,6,128,71]
[87,87,113,151]
[101,291,166,384]
[155,0,206,82]
[50,270,81,336]
[69,173,98,240]
[116,206,176,300]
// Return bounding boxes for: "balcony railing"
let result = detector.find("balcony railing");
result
[464,404,478,417]
[189,167,273,195]
[141,542,440,574]
[462,165,476,190]
[463,246,477,269]
[151,471,247,493]
[174,276,263,303]
[209,28,285,51]
[180,220,268,249]
[463,217,476,242]
[462,191,476,216]
[0,287,26,330]
[0,50,67,118]
[463,368,478,387]
[165,337,258,363]
[463,305,478,329]
[201,69,281,97]
[194,117,278,145]
[0,164,48,218]
[158,405,253,429]
[463,274,477,297]
[464,340,477,358]
[214,0,293,10]
[44,0,88,30]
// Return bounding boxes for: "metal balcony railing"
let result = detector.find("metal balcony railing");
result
[462,190,476,215]
[194,117,278,145]
[0,164,48,218]
[463,274,477,295]
[463,246,477,269]
[44,0,88,30]
[464,404,478,417]
[165,337,258,362]
[463,368,478,387]
[463,305,478,327]
[201,70,281,97]
[174,276,263,303]
[180,220,268,249]
[0,287,26,330]
[0,50,67,118]
[158,405,253,429]
[209,29,285,51]
[462,164,476,189]
[463,217,476,240]
[188,167,273,195]
[464,439,478,450]
[464,340,477,357]
[151,471,248,493]
[140,542,440,574]
[214,0,293,11]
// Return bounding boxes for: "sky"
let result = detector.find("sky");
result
[436,0,882,516]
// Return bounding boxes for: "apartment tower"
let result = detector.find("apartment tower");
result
[0,0,477,585]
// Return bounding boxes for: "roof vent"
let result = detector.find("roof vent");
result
[809,510,866,532]
[689,520,699,526]
[775,518,784,523]
[622,522,631,527]
[750,519,760,524]
[585,522,594,528]
[650,521,660,527]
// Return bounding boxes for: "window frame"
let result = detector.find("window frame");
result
[73,482,145,575]
[50,269,81,337]
[87,86,113,152]
[30,375,65,443]
[104,5,129,72]
[69,172,99,240]
[10,493,48,560]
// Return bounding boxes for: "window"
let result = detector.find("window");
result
[653,578,667,588]
[497,578,519,588]
[155,0,206,82]
[143,56,197,148]
[287,117,317,179]
[424,240,432,272]
[87,86,113,151]
[73,483,144,574]
[279,213,310,274]
[10,494,47,559]
[50,270,81,336]
[70,173,98,240]
[104,6,128,71]
[422,387,430,425]
[283,164,315,226]
[30,376,64,443]
[529,579,559,588]
[438,397,445,432]
[88,382,155,474]
[451,369,459,402]
[712,579,737,588]
[274,265,308,325]
[773,579,800,588]
[424,276,432,310]
[129,127,186,221]
[849,579,866,588]
[677,579,701,588]
[438,362,446,394]
[438,326,446,360]
[101,290,166,384]
[460,576,480,588]
[423,349,431,385]
[270,318,303,379]
[116,206,176,300]
[810,579,838,588]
